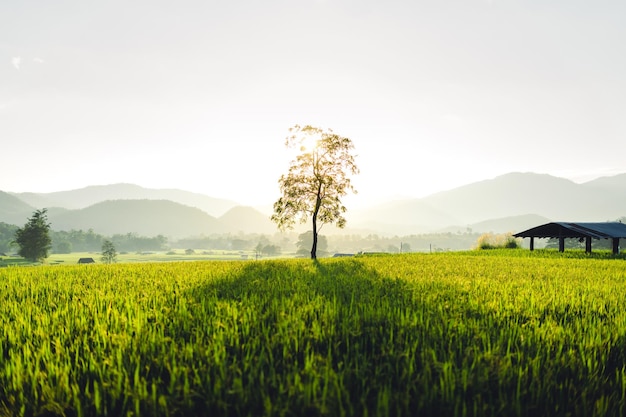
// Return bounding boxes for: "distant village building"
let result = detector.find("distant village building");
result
[77,257,95,264]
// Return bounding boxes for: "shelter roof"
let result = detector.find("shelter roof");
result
[514,222,626,239]
[78,257,95,264]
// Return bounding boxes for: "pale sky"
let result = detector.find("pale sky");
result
[2,0,625,208]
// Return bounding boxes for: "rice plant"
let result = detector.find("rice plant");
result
[1,253,626,416]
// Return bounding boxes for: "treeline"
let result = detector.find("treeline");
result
[0,224,169,254]
[327,231,481,254]
[0,223,18,253]
[0,223,296,255]
[175,233,293,253]
[0,221,486,256]
[52,230,168,253]
[177,231,484,255]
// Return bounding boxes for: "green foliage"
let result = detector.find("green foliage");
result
[475,232,521,250]
[545,236,624,252]
[53,240,73,254]
[272,125,359,259]
[0,222,18,253]
[545,237,584,250]
[111,233,168,252]
[14,208,52,262]
[2,253,626,415]
[296,231,328,257]
[50,229,169,253]
[327,231,480,254]
[261,244,281,256]
[51,228,104,252]
[254,242,281,257]
[100,240,118,264]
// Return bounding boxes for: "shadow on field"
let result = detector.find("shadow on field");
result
[184,258,415,310]
[128,257,626,417]
[174,258,422,416]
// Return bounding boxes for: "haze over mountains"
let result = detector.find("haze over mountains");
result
[351,172,626,234]
[0,188,268,238]
[13,183,237,217]
[1,172,625,238]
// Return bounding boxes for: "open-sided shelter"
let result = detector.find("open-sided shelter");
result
[514,222,626,254]
[78,257,95,264]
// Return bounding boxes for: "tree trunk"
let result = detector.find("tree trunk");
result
[311,219,318,260]
[311,193,322,260]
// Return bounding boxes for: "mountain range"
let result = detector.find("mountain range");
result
[13,183,237,216]
[2,172,625,238]
[0,190,275,238]
[350,172,626,234]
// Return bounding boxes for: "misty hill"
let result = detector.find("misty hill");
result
[350,199,460,235]
[48,200,224,238]
[467,214,552,234]
[584,174,626,192]
[39,200,277,238]
[218,206,276,235]
[422,172,625,224]
[349,172,626,235]
[12,183,238,217]
[3,172,625,238]
[0,191,36,225]
[423,173,577,224]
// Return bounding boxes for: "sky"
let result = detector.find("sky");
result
[2,0,625,208]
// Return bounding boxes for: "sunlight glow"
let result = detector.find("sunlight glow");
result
[2,1,624,209]
[299,134,320,154]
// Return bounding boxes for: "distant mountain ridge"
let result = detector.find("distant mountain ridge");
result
[584,174,626,191]
[2,172,625,237]
[11,183,237,217]
[422,172,623,224]
[0,199,276,238]
[0,191,35,226]
[50,200,221,238]
[2,184,275,237]
[349,172,626,234]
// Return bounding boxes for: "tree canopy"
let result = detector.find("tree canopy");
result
[101,240,118,264]
[14,209,52,262]
[271,125,358,259]
[296,231,328,258]
[0,222,18,254]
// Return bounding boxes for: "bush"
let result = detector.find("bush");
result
[54,241,72,254]
[474,232,521,250]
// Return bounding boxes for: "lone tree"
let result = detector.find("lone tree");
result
[14,208,52,262]
[271,125,359,259]
[101,240,118,264]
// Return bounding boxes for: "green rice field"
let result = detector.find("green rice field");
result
[1,250,626,416]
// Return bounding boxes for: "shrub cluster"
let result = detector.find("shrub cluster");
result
[474,232,521,250]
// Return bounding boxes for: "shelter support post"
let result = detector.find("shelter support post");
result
[613,238,620,255]
[529,237,534,251]
[559,237,565,252]
[586,237,592,253]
